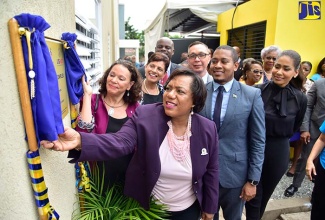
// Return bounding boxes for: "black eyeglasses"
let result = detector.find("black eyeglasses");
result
[188,53,209,60]
[266,56,276,61]
[251,69,263,75]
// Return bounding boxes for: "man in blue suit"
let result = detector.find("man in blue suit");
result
[199,45,265,220]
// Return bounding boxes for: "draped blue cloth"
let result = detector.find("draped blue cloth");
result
[14,13,64,143]
[61,33,85,105]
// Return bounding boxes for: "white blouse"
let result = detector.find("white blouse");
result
[151,135,196,212]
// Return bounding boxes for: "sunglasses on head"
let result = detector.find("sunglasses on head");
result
[266,56,276,61]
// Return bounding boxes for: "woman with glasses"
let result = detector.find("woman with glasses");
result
[260,45,282,83]
[140,52,170,105]
[239,59,263,86]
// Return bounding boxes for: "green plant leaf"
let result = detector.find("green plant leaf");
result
[74,163,168,220]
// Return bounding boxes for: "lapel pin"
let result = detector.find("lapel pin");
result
[233,94,237,98]
[201,148,208,156]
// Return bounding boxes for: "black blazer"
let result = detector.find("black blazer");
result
[234,59,244,81]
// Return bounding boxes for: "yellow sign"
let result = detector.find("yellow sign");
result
[46,39,69,118]
[299,1,321,20]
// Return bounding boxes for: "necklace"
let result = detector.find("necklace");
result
[143,79,159,95]
[167,115,192,162]
[102,98,125,116]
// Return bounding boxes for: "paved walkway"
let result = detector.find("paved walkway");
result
[218,197,312,220]
[218,161,314,219]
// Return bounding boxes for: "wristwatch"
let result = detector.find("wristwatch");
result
[248,179,259,186]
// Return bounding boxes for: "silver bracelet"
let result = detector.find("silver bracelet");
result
[77,113,95,131]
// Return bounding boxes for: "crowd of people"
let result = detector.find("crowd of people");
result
[40,37,325,220]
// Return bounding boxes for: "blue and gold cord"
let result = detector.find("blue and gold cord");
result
[27,150,59,219]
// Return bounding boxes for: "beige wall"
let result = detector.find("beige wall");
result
[0,1,77,219]
[105,0,120,69]
[218,0,325,75]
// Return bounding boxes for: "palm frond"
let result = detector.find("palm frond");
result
[72,163,170,220]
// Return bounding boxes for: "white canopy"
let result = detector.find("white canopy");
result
[144,0,242,59]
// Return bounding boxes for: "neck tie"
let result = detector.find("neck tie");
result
[213,86,225,132]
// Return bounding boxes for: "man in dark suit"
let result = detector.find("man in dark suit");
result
[233,46,244,81]
[199,45,265,220]
[138,37,179,84]
[285,79,325,197]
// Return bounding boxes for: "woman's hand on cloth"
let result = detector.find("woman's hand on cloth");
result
[40,126,81,151]
[82,75,92,96]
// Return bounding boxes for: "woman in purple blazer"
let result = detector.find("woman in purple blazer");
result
[42,68,219,220]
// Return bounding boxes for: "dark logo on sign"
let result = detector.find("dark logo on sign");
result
[299,1,321,20]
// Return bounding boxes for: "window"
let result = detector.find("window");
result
[228,21,266,61]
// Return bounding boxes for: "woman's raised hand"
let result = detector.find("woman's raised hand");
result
[82,75,93,96]
[40,126,81,151]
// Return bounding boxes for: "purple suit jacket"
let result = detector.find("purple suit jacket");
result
[77,103,219,213]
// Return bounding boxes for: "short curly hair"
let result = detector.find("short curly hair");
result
[260,45,282,60]
[164,68,207,113]
[98,60,142,104]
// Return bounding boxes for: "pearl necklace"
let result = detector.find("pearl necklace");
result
[167,115,192,162]
[102,98,125,116]
[143,79,159,95]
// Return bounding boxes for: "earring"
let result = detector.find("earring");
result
[191,106,194,115]
[127,90,130,97]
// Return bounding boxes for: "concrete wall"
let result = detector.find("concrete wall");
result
[103,0,120,68]
[218,0,325,75]
[0,1,77,219]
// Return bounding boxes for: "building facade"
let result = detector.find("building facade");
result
[0,0,119,219]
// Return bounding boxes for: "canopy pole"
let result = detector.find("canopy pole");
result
[8,18,38,152]
[8,18,47,220]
